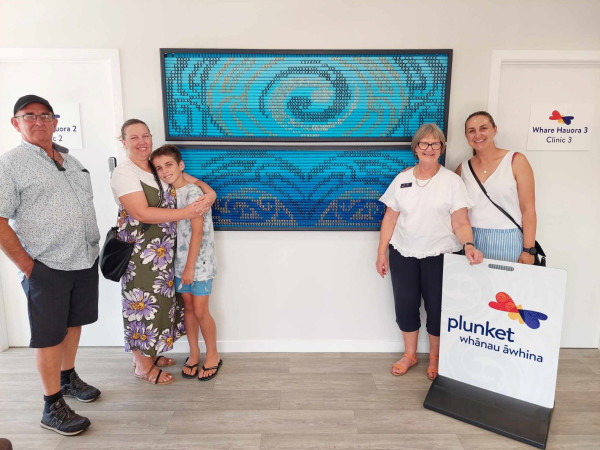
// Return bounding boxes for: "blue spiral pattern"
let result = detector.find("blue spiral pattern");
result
[180,146,417,230]
[162,50,451,140]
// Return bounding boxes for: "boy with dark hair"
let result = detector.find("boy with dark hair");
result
[150,145,222,380]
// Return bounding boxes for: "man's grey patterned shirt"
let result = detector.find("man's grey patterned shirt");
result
[0,140,100,272]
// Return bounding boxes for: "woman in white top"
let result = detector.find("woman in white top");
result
[376,123,483,380]
[110,119,216,385]
[456,111,537,264]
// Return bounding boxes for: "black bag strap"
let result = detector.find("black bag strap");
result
[468,160,522,231]
[467,160,546,261]
[112,160,163,233]
[149,163,164,208]
[137,162,174,231]
[149,162,177,208]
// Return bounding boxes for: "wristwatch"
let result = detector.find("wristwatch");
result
[523,247,537,255]
[463,242,475,250]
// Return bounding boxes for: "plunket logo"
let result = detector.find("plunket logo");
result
[549,110,574,125]
[489,292,548,329]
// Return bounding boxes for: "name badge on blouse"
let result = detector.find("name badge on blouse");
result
[400,182,413,188]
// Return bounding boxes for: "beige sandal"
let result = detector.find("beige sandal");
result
[132,355,176,368]
[427,355,439,380]
[134,365,174,385]
[391,353,418,376]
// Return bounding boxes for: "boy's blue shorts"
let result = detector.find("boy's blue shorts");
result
[175,277,213,296]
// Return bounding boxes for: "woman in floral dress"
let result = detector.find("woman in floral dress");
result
[110,119,215,385]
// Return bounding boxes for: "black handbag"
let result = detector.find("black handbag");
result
[468,160,546,266]
[99,227,135,281]
[99,163,164,281]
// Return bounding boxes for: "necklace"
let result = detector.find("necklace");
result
[415,176,433,187]
[414,165,438,187]
[475,155,497,175]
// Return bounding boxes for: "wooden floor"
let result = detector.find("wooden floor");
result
[0,348,598,449]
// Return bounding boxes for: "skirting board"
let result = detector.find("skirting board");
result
[423,375,553,449]
[171,337,433,353]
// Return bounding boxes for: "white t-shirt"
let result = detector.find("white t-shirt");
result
[110,158,167,204]
[379,166,474,258]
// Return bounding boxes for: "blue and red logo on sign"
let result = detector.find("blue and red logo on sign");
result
[489,292,548,329]
[549,110,574,125]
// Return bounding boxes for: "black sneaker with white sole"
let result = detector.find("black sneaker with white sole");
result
[61,371,101,402]
[40,398,90,436]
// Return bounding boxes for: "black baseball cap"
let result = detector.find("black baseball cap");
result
[13,95,54,115]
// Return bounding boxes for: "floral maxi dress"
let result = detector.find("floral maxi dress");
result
[117,181,185,356]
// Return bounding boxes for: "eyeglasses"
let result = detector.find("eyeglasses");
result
[417,141,442,150]
[14,113,55,122]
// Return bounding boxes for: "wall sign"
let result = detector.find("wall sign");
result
[527,103,594,151]
[439,255,567,408]
[52,103,83,149]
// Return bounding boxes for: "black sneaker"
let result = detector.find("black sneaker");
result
[40,398,90,436]
[61,371,101,402]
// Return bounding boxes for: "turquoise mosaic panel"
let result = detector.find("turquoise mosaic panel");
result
[180,146,417,230]
[162,50,452,141]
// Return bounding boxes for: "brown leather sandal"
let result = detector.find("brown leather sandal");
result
[391,353,418,376]
[427,355,439,380]
[134,365,174,385]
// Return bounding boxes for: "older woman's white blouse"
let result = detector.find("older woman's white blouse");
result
[379,166,474,259]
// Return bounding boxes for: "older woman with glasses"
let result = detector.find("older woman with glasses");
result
[376,123,483,380]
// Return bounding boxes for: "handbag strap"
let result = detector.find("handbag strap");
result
[134,165,164,232]
[149,163,164,208]
[467,160,545,262]
[115,162,164,233]
[467,160,523,233]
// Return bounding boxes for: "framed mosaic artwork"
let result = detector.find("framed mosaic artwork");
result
[179,145,419,231]
[161,49,452,230]
[161,49,452,141]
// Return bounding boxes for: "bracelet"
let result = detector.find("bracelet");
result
[463,242,475,250]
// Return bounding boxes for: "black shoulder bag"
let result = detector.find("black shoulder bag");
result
[99,163,165,281]
[468,160,546,266]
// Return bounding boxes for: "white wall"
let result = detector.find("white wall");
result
[0,49,125,347]
[0,0,599,350]
[489,53,600,348]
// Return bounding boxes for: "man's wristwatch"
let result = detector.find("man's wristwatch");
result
[523,247,537,255]
[463,242,475,250]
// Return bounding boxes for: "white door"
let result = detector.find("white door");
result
[489,51,600,348]
[0,49,124,347]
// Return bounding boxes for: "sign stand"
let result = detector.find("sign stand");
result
[425,255,567,449]
[424,375,552,448]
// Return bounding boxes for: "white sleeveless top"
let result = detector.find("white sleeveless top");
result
[460,151,522,229]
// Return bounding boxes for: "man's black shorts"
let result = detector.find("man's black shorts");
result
[21,259,99,348]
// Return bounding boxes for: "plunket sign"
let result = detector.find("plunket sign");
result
[439,254,566,408]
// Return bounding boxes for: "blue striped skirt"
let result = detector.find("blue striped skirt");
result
[472,227,523,263]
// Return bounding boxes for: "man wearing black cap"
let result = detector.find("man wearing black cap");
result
[0,95,101,435]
